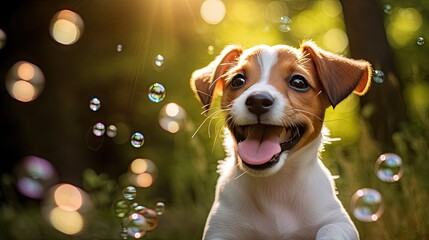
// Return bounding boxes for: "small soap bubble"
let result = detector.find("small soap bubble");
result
[278,16,292,32]
[122,186,137,201]
[93,122,105,136]
[113,199,130,218]
[417,37,425,46]
[155,202,165,216]
[207,45,215,55]
[117,44,123,52]
[131,132,145,148]
[375,153,403,182]
[120,227,128,240]
[350,188,383,222]
[372,70,385,83]
[148,83,166,103]
[154,54,164,67]
[89,97,101,111]
[106,125,118,138]
[126,213,147,239]
[383,4,392,14]
[139,208,158,231]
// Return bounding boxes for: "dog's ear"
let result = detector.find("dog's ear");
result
[301,41,372,108]
[190,45,243,111]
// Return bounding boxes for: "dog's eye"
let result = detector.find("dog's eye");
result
[230,73,246,89]
[289,75,309,91]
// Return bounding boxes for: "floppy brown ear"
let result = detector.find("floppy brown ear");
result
[301,41,372,108]
[190,45,243,111]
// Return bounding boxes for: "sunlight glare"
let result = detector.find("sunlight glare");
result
[201,0,226,25]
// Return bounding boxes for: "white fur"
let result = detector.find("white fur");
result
[203,133,358,240]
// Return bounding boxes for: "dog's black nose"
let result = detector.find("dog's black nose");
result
[245,92,274,115]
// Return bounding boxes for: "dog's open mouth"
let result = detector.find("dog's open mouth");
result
[232,124,305,170]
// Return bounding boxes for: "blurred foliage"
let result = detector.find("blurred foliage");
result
[1,0,429,239]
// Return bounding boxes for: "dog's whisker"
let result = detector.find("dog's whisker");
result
[234,171,246,181]
[192,109,227,138]
[293,109,324,122]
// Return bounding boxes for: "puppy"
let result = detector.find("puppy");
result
[190,41,371,240]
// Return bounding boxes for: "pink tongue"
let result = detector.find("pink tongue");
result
[238,125,282,165]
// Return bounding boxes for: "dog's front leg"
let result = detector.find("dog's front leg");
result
[316,222,359,240]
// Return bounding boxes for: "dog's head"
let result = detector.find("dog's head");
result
[191,41,371,177]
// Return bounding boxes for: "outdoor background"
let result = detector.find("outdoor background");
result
[0,0,428,239]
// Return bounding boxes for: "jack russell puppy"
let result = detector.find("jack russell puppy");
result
[190,41,371,240]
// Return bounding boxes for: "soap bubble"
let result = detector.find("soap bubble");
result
[383,4,392,14]
[50,9,84,45]
[139,208,158,231]
[113,199,130,218]
[14,156,58,199]
[117,44,123,52]
[351,188,383,222]
[5,61,45,102]
[148,83,166,103]
[159,102,187,133]
[122,186,137,201]
[208,45,215,55]
[155,202,165,216]
[126,213,147,239]
[278,16,292,32]
[375,153,403,182]
[417,37,425,46]
[372,70,385,83]
[106,125,118,138]
[154,54,165,71]
[89,97,100,111]
[93,122,105,136]
[131,132,145,148]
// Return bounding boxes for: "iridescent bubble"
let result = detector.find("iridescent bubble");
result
[50,10,84,45]
[148,83,166,103]
[155,202,165,216]
[131,132,145,148]
[383,4,392,15]
[126,213,147,239]
[372,70,385,83]
[113,199,130,218]
[375,153,403,182]
[93,122,105,136]
[278,16,292,32]
[350,188,384,222]
[14,156,58,199]
[5,61,45,102]
[417,37,425,46]
[120,227,128,240]
[89,97,100,111]
[122,185,137,201]
[139,208,158,231]
[117,44,123,52]
[159,102,187,133]
[0,28,6,49]
[106,125,118,138]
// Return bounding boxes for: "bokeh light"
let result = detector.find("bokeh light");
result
[5,61,45,102]
[386,8,422,47]
[14,156,58,199]
[50,10,84,45]
[49,207,84,235]
[322,28,348,53]
[375,153,403,182]
[106,124,118,138]
[0,28,6,49]
[158,103,187,133]
[200,0,226,25]
[128,158,157,188]
[54,184,83,211]
[351,188,384,222]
